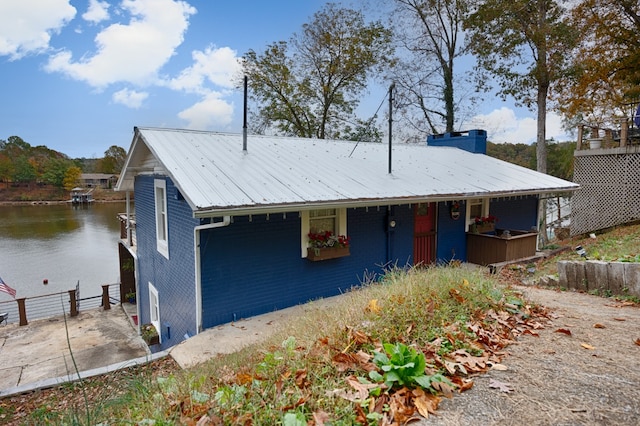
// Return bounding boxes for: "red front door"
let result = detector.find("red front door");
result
[414,203,436,265]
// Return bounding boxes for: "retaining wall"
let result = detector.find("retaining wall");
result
[557,260,640,297]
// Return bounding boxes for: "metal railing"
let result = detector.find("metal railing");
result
[0,283,121,326]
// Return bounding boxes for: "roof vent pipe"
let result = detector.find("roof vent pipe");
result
[388,83,395,174]
[243,75,248,152]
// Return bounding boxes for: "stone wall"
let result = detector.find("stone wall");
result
[557,260,640,297]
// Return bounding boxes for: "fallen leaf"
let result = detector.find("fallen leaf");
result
[431,380,454,398]
[581,343,595,350]
[312,410,330,426]
[614,318,626,321]
[345,375,380,400]
[489,378,514,393]
[450,376,474,392]
[555,328,572,336]
[295,369,308,388]
[346,327,371,345]
[593,323,606,329]
[235,373,253,385]
[413,390,441,418]
[449,288,464,303]
[332,353,357,372]
[490,363,509,371]
[366,299,381,313]
[522,329,539,337]
[634,338,640,346]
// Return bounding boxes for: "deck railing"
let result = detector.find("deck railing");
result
[118,213,136,247]
[0,283,120,326]
[576,120,640,150]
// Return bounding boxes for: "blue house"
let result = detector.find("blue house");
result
[116,127,577,350]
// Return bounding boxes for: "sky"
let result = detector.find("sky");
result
[0,0,573,159]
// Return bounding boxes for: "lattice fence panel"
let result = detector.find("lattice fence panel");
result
[571,152,640,235]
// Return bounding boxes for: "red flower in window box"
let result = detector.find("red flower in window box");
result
[308,231,350,248]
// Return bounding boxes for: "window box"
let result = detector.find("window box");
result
[306,246,350,261]
[471,222,495,234]
[141,323,160,346]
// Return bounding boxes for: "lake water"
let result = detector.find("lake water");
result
[0,202,125,302]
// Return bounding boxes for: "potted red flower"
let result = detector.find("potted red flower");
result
[307,231,350,261]
[473,215,497,234]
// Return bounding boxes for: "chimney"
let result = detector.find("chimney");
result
[426,129,487,154]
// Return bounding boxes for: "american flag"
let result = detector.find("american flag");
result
[0,276,17,298]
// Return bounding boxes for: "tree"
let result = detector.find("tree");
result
[63,166,82,191]
[12,156,36,184]
[386,0,473,135]
[0,154,14,187]
[97,145,127,174]
[464,0,576,174]
[42,157,74,188]
[241,3,393,140]
[555,0,640,126]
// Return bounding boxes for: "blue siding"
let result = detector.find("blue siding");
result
[490,196,539,231]
[436,201,467,264]
[135,175,199,350]
[134,175,540,347]
[200,205,414,328]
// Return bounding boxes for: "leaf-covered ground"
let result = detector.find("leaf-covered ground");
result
[1,266,639,425]
[418,281,640,426]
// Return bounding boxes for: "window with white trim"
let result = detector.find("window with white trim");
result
[300,208,347,257]
[466,198,490,230]
[154,179,169,258]
[148,282,161,343]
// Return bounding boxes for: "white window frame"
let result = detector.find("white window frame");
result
[466,198,490,231]
[148,282,161,343]
[154,179,169,258]
[300,208,347,257]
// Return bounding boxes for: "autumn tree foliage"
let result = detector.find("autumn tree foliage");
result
[96,145,127,174]
[0,136,126,188]
[555,0,640,127]
[63,166,82,191]
[241,3,393,140]
[464,0,577,174]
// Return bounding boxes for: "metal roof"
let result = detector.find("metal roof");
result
[116,127,579,217]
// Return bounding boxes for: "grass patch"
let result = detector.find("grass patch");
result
[7,267,544,424]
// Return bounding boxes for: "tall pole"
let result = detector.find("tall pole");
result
[243,75,248,152]
[388,83,395,174]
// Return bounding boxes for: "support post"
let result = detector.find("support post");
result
[576,125,583,150]
[17,298,27,326]
[620,118,628,147]
[68,289,78,317]
[102,285,111,310]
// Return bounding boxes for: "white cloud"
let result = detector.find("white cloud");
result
[165,45,242,94]
[112,88,148,108]
[0,0,76,60]
[471,107,571,144]
[83,0,110,24]
[178,93,234,129]
[45,0,196,87]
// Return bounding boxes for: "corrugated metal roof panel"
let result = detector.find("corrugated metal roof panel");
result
[117,127,578,214]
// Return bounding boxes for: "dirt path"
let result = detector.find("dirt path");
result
[420,285,640,425]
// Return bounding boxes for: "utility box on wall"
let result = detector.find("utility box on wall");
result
[427,129,487,154]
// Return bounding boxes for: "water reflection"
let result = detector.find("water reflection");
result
[0,202,125,299]
[0,204,82,239]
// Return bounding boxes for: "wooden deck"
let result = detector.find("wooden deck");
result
[466,229,538,266]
